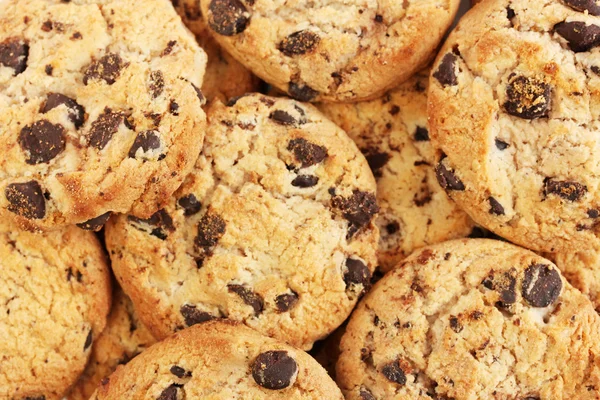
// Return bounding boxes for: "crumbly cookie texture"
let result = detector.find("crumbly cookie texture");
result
[319,70,474,272]
[549,250,600,313]
[90,321,343,399]
[105,93,379,350]
[0,215,111,399]
[66,287,156,400]
[0,0,207,230]
[337,239,600,400]
[428,0,600,253]
[172,0,259,101]
[200,0,459,103]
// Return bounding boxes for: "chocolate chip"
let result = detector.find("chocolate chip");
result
[291,175,318,188]
[278,30,320,56]
[495,138,509,150]
[149,71,165,99]
[375,14,384,22]
[191,83,206,104]
[6,181,46,219]
[196,213,226,248]
[180,304,215,327]
[128,209,175,240]
[83,53,125,85]
[562,0,600,15]
[228,284,264,315]
[251,351,298,390]
[385,221,400,235]
[449,316,463,333]
[588,209,600,218]
[19,120,66,164]
[170,100,180,115]
[0,38,29,75]
[343,258,372,293]
[157,384,181,400]
[269,110,297,125]
[504,75,551,119]
[488,197,505,215]
[88,109,126,150]
[84,330,93,350]
[178,194,202,216]
[435,158,465,191]
[331,191,379,238]
[482,270,517,305]
[414,126,429,141]
[45,65,53,75]
[543,178,587,201]
[433,53,458,87]
[128,130,161,158]
[365,152,390,176]
[41,20,53,32]
[522,264,562,308]
[23,397,46,400]
[555,21,600,52]
[77,212,112,231]
[287,138,328,168]
[161,40,177,57]
[275,291,299,312]
[41,93,85,128]
[507,6,516,19]
[288,81,319,101]
[381,360,406,385]
[170,365,192,378]
[207,0,250,36]
[359,389,376,400]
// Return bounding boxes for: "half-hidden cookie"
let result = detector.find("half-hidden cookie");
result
[428,0,600,253]
[320,70,474,272]
[0,215,111,399]
[0,0,207,230]
[337,239,600,399]
[200,0,460,102]
[550,250,600,314]
[172,0,259,101]
[106,93,379,349]
[90,320,343,399]
[67,287,156,400]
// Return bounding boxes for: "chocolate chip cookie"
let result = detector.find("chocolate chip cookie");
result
[319,70,474,272]
[429,0,600,253]
[172,0,259,101]
[67,287,156,400]
[0,214,111,399]
[337,239,600,399]
[90,320,343,399]
[200,0,460,102]
[0,0,207,230]
[105,93,379,349]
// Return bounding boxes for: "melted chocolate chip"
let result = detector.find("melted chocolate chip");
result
[522,264,562,308]
[84,330,93,350]
[128,209,175,240]
[288,81,319,101]
[83,53,125,85]
[433,53,458,87]
[77,212,112,231]
[269,110,298,125]
[88,109,125,150]
[0,38,29,75]
[495,138,509,150]
[149,70,165,98]
[178,194,202,216]
[291,175,319,188]
[41,93,85,128]
[359,389,375,400]
[157,384,181,400]
[588,209,600,218]
[482,270,517,305]
[287,138,328,168]
[435,158,465,191]
[5,181,46,219]
[414,126,429,141]
[543,178,587,201]
[195,213,226,248]
[208,0,250,36]
[275,291,299,312]
[555,21,600,52]
[170,100,180,115]
[504,75,551,119]
[279,30,320,56]
[381,360,407,385]
[19,120,66,164]
[331,191,379,238]
[228,284,264,315]
[562,0,600,15]
[180,304,216,327]
[343,258,372,293]
[251,351,298,390]
[128,130,161,158]
[170,365,192,378]
[365,152,390,176]
[488,197,505,215]
[449,316,463,333]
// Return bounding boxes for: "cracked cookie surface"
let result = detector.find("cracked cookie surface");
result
[200,0,459,102]
[337,239,600,399]
[429,0,600,253]
[0,0,207,230]
[0,214,111,399]
[105,93,379,350]
[319,70,474,272]
[90,320,343,399]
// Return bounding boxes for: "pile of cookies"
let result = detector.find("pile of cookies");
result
[2,0,600,398]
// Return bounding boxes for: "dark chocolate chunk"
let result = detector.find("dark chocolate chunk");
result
[522,264,562,308]
[562,0,600,16]
[331,190,379,238]
[275,291,299,312]
[435,158,465,191]
[45,64,53,75]
[375,14,384,22]
[161,40,177,57]
[5,181,46,219]
[488,196,505,215]
[128,209,175,240]
[170,100,180,115]
[88,109,125,150]
[504,75,551,119]
[77,212,112,231]
[228,284,264,315]
[251,351,298,390]
[157,384,180,400]
[279,30,320,56]
[414,126,429,141]
[291,175,319,188]
[433,53,458,87]
[269,110,298,125]
[170,365,192,378]
[365,151,390,176]
[359,388,376,400]
[0,38,29,75]
[83,53,125,85]
[208,0,250,36]
[555,21,600,52]
[385,221,400,235]
[41,93,85,128]
[343,258,372,293]
[19,120,66,164]
[128,130,161,158]
[178,194,202,216]
[180,304,216,326]
[287,138,328,168]
[495,138,509,150]
[543,178,587,201]
[195,213,226,248]
[288,81,319,101]
[588,209,600,218]
[149,70,165,98]
[482,270,517,305]
[449,316,463,333]
[84,330,93,350]
[381,360,407,385]
[507,6,516,19]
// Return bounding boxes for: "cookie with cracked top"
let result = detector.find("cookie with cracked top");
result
[105,94,379,350]
[0,0,207,230]
[319,70,474,272]
[428,0,600,253]
[200,0,460,102]
[0,214,111,399]
[337,239,600,399]
[89,321,343,399]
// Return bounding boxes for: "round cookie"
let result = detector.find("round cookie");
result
[105,93,379,349]
[428,0,600,253]
[337,239,600,399]
[90,320,343,399]
[200,0,460,103]
[172,0,259,101]
[67,287,157,400]
[0,0,207,230]
[319,70,474,272]
[0,215,111,399]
